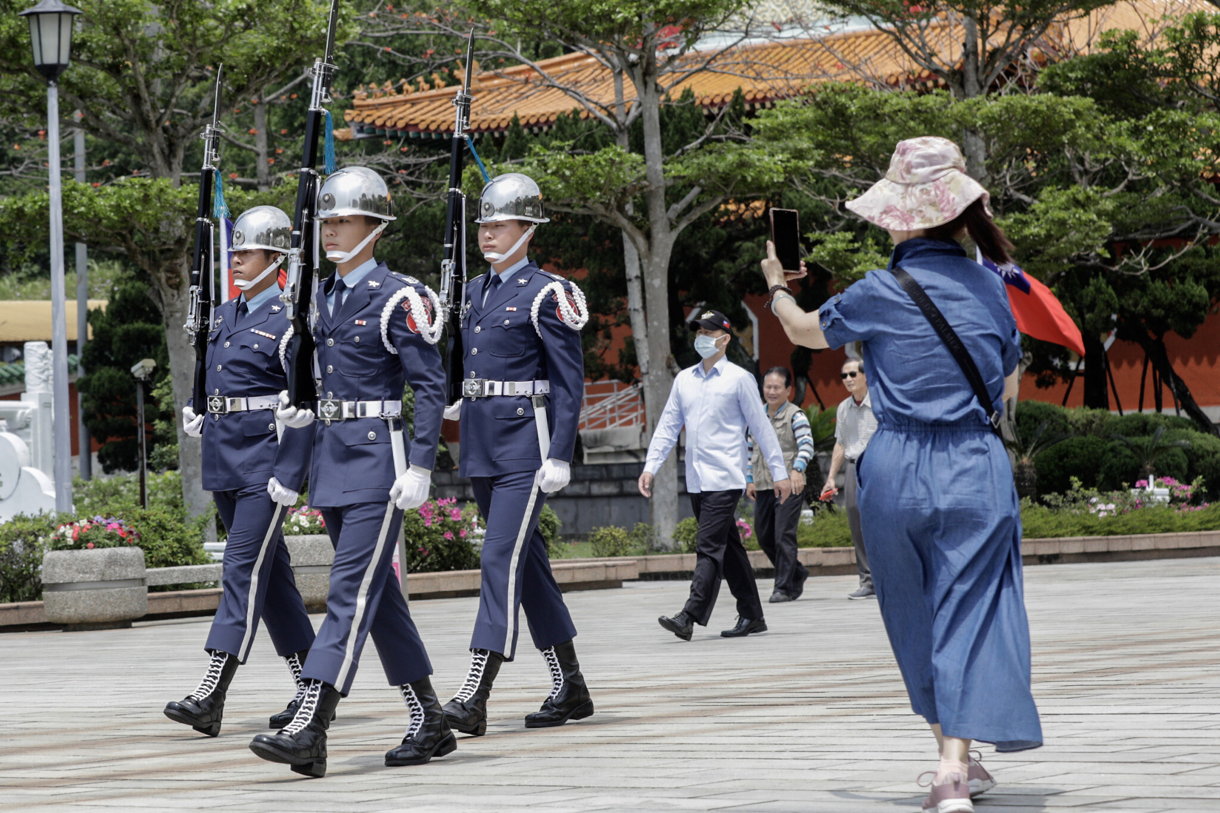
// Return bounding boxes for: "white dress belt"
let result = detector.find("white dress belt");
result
[206,394,280,414]
[461,379,551,399]
[316,398,403,422]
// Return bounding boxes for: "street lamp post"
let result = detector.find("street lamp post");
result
[20,0,83,514]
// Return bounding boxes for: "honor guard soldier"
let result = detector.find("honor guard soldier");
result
[165,205,318,738]
[441,172,594,736]
[248,167,454,776]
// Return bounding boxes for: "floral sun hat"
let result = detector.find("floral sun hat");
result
[845,136,991,231]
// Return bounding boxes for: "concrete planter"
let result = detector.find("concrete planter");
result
[285,534,333,612]
[41,547,148,630]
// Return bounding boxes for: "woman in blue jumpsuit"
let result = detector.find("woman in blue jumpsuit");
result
[760,137,1041,813]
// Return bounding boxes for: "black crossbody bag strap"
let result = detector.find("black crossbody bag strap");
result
[890,265,1003,437]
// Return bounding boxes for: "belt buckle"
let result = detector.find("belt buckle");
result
[318,398,343,422]
[225,397,244,412]
[462,379,486,399]
[206,395,227,415]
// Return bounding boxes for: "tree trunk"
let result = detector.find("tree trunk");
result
[637,54,683,551]
[1128,330,1219,436]
[158,260,215,537]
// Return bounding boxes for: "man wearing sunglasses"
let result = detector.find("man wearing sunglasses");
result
[821,359,877,599]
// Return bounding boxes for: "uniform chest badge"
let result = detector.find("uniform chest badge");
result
[251,329,277,340]
[354,319,367,326]
[505,306,517,312]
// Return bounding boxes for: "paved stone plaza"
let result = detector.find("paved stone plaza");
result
[1,557,1217,812]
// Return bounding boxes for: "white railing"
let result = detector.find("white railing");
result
[579,380,644,432]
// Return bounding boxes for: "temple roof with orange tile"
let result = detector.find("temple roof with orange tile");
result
[343,0,1210,139]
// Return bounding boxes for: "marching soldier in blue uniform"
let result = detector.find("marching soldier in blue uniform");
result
[248,167,455,777]
[441,173,595,736]
[165,205,317,738]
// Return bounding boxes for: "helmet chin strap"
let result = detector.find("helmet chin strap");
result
[233,254,285,291]
[482,224,536,263]
[325,221,388,264]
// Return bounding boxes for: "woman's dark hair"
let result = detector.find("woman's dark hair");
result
[763,366,792,387]
[924,198,1014,265]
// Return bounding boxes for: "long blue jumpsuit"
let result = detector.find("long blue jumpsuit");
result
[819,237,1042,752]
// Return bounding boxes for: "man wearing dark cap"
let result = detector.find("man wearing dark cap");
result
[638,310,793,640]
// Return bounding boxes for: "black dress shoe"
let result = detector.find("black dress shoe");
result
[768,590,794,603]
[658,611,693,641]
[385,677,458,766]
[720,616,767,637]
[442,649,504,737]
[790,567,809,600]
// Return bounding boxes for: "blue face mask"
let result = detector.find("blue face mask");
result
[694,334,721,359]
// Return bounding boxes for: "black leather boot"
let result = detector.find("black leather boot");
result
[441,649,504,736]
[164,650,239,737]
[384,677,458,766]
[268,649,308,729]
[248,679,342,778]
[524,639,594,728]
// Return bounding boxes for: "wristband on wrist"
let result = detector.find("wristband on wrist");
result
[766,283,789,297]
[766,290,796,311]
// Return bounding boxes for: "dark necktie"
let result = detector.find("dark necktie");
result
[483,273,502,307]
[330,276,347,319]
[234,298,248,327]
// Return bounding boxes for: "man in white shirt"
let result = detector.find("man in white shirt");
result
[821,359,878,599]
[638,310,793,640]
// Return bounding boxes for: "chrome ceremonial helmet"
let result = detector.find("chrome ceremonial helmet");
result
[231,205,291,253]
[231,205,291,290]
[475,172,550,224]
[317,166,395,262]
[317,166,396,222]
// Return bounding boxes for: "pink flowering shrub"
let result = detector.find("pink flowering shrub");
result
[402,497,484,573]
[736,518,754,539]
[48,516,140,551]
[285,506,326,535]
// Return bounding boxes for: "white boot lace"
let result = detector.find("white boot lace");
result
[452,650,489,703]
[398,684,425,739]
[188,651,229,701]
[281,680,321,737]
[542,646,564,700]
[285,653,306,704]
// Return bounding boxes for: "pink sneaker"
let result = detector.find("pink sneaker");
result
[919,771,974,813]
[967,751,997,797]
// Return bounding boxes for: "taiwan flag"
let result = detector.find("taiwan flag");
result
[977,250,1086,357]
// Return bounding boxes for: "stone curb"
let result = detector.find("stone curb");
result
[3,530,1217,630]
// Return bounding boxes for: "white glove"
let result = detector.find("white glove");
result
[276,390,315,429]
[538,458,571,494]
[443,400,462,421]
[389,464,431,511]
[182,406,204,438]
[267,476,299,507]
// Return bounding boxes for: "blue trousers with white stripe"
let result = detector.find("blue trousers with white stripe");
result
[469,471,577,659]
[302,502,432,695]
[205,486,315,662]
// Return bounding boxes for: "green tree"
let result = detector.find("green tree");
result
[427,1,793,545]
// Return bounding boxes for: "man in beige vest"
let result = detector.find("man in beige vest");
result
[746,367,815,602]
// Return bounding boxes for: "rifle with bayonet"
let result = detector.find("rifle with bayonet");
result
[281,0,341,410]
[185,66,224,414]
[438,30,477,404]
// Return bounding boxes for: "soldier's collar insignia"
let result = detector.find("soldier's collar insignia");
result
[517,278,528,285]
[271,305,282,313]
[368,280,381,288]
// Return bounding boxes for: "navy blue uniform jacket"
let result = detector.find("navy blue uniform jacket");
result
[458,262,585,477]
[198,294,311,493]
[308,263,446,507]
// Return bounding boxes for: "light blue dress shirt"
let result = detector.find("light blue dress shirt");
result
[241,283,282,315]
[327,258,378,315]
[481,256,532,305]
[644,357,788,492]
